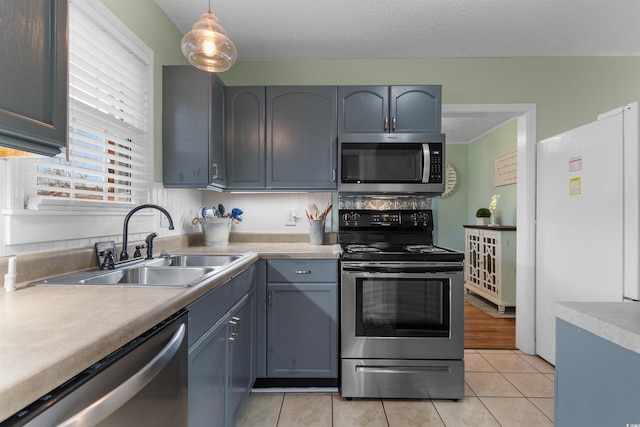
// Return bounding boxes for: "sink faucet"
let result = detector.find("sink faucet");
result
[120,204,174,261]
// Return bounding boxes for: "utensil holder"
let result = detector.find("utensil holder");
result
[201,217,232,246]
[309,219,325,245]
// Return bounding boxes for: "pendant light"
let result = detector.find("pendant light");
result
[181,0,237,72]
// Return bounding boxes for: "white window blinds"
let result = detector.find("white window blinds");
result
[32,0,152,208]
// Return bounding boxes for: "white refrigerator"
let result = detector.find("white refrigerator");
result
[536,101,640,364]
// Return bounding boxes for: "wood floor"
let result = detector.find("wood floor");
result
[464,301,516,349]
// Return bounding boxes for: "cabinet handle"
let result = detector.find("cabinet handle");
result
[211,163,219,179]
[294,270,311,274]
[332,168,336,182]
[392,116,397,131]
[384,116,389,131]
[268,290,272,306]
[229,317,240,341]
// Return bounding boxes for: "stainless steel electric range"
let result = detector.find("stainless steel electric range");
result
[339,207,465,400]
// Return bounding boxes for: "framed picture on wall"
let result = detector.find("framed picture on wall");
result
[494,151,517,186]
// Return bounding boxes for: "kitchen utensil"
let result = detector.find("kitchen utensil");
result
[318,203,332,221]
[218,204,225,216]
[230,208,243,224]
[201,207,220,218]
[307,203,319,219]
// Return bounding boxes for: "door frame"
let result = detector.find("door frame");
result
[443,104,537,354]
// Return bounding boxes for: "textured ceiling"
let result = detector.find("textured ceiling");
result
[154,0,640,142]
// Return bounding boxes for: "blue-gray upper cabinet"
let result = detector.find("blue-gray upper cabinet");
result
[338,85,442,134]
[162,66,226,189]
[266,86,337,190]
[0,0,68,156]
[225,87,266,189]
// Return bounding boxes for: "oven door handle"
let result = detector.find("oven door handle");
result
[342,263,463,273]
[356,365,452,374]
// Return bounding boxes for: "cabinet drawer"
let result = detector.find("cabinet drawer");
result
[267,259,337,283]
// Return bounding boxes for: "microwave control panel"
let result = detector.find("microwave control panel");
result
[427,143,443,183]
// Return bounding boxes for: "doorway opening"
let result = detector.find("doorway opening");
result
[442,104,536,352]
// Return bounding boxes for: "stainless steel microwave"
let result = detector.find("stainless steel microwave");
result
[338,133,445,195]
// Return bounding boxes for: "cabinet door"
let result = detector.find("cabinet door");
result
[188,314,229,427]
[209,76,226,188]
[266,282,338,378]
[266,86,337,189]
[465,229,483,289]
[390,85,442,133]
[338,86,389,133]
[226,87,266,189]
[162,66,211,187]
[228,291,255,424]
[0,0,68,156]
[479,230,500,296]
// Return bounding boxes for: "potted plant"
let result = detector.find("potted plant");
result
[476,208,491,225]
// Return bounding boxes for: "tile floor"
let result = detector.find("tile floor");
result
[236,349,555,427]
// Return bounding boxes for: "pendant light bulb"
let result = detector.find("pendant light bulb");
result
[181,8,237,72]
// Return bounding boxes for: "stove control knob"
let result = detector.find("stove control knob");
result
[353,213,361,223]
[342,212,352,223]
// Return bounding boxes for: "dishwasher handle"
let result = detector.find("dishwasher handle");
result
[58,323,186,427]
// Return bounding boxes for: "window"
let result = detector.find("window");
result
[28,0,152,209]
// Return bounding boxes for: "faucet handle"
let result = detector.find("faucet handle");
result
[133,245,146,259]
[99,249,116,270]
[95,241,117,268]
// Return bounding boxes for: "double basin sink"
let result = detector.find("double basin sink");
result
[32,254,246,288]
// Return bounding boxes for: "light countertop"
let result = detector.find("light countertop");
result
[0,243,340,423]
[555,301,640,355]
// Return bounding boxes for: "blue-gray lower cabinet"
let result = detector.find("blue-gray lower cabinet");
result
[265,260,338,379]
[187,266,256,427]
[555,318,640,427]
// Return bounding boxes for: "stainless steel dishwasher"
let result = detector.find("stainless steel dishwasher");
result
[2,311,188,427]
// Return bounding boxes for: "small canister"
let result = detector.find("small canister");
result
[309,219,325,245]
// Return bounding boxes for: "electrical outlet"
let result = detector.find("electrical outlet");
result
[285,209,297,226]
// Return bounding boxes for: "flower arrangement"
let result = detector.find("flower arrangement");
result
[488,194,500,225]
[489,194,500,213]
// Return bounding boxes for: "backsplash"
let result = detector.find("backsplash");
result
[2,185,333,256]
[201,192,334,233]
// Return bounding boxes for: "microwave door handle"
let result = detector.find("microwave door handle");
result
[422,144,431,183]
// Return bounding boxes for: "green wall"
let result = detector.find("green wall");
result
[434,120,517,252]
[468,120,518,225]
[100,2,640,243]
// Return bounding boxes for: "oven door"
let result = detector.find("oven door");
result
[341,262,464,360]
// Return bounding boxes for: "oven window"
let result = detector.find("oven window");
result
[355,277,450,337]
[341,143,423,183]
